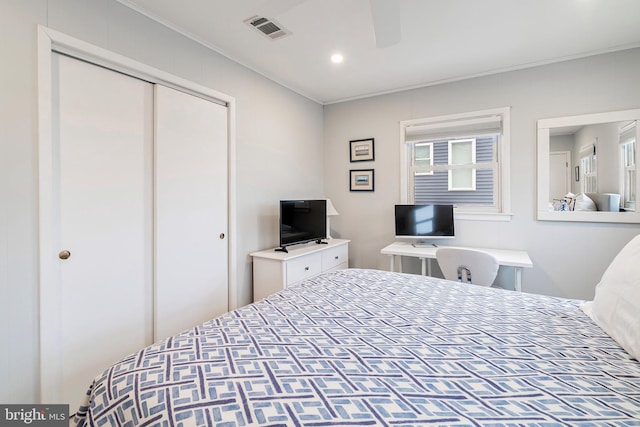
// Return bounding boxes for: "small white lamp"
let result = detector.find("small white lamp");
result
[325,198,339,239]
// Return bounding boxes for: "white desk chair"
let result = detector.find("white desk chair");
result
[436,247,499,287]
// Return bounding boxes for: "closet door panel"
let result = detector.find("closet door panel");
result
[51,53,154,410]
[155,85,229,340]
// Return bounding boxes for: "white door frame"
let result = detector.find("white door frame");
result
[37,25,237,403]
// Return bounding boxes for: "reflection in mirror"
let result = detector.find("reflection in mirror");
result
[550,121,636,210]
[537,109,640,223]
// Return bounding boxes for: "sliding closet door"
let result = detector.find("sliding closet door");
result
[51,53,154,410]
[155,85,229,340]
[42,52,230,411]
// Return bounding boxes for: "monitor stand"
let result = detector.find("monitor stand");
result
[412,242,439,248]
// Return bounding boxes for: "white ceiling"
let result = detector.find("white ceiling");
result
[118,0,640,105]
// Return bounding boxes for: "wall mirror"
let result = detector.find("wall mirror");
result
[537,109,640,223]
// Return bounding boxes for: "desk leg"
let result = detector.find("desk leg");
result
[389,255,395,272]
[514,267,523,292]
[420,258,426,276]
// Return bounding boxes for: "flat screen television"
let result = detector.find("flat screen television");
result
[395,204,455,241]
[278,200,327,252]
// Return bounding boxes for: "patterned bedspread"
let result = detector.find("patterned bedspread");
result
[74,268,640,426]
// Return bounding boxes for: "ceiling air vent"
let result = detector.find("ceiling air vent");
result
[244,15,290,40]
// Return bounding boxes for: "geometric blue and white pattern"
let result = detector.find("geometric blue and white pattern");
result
[74,269,640,426]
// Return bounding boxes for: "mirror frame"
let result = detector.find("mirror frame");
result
[537,108,640,223]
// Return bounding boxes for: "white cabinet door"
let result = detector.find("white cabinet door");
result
[155,85,229,340]
[50,53,155,411]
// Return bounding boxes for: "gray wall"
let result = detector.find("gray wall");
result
[0,0,323,404]
[324,48,640,300]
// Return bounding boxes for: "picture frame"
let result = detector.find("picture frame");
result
[350,169,375,192]
[349,138,375,162]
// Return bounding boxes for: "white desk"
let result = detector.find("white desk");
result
[381,242,533,292]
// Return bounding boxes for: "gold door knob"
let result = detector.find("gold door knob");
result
[59,250,71,260]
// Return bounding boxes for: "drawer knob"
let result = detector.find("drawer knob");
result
[334,255,339,260]
[305,266,309,271]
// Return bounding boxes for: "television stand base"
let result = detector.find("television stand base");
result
[275,240,328,253]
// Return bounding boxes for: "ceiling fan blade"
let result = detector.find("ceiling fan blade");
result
[370,0,401,48]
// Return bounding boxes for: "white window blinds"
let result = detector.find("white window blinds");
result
[405,114,503,143]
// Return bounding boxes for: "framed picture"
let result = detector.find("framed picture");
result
[350,169,374,192]
[350,138,375,162]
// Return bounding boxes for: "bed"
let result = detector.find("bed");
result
[73,267,640,426]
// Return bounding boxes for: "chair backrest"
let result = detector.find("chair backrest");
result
[435,247,499,287]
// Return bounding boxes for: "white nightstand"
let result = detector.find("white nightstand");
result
[250,239,350,301]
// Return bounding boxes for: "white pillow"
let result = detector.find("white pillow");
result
[574,193,597,211]
[581,235,640,360]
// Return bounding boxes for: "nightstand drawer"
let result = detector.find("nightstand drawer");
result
[322,244,348,271]
[286,253,322,285]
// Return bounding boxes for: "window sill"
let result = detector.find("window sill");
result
[455,211,514,222]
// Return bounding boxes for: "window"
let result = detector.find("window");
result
[620,121,637,210]
[413,142,433,175]
[448,138,476,191]
[579,144,597,193]
[622,142,635,209]
[400,107,511,220]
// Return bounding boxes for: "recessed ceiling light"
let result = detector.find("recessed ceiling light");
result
[331,53,344,64]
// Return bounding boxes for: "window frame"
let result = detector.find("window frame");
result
[400,107,512,221]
